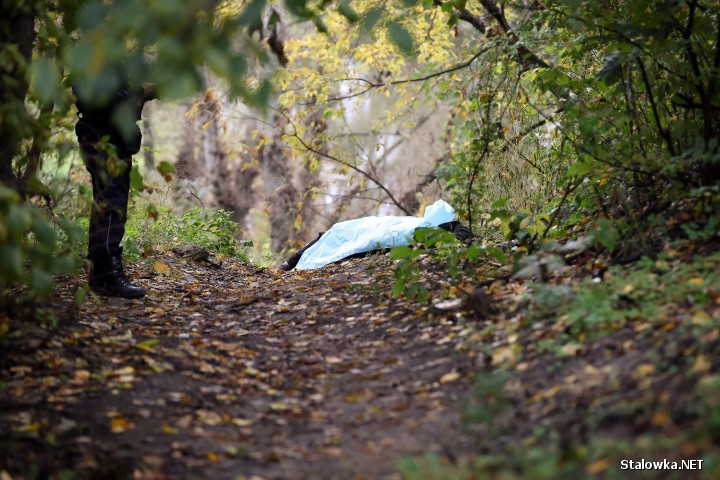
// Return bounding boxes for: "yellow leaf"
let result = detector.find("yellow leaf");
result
[587,459,609,474]
[688,277,705,285]
[634,364,656,377]
[559,343,584,357]
[110,416,134,433]
[344,394,366,403]
[161,424,178,434]
[111,366,135,376]
[153,262,171,275]
[692,311,712,326]
[135,339,159,353]
[14,422,41,433]
[207,452,220,462]
[651,410,671,426]
[491,346,517,366]
[73,369,91,383]
[270,402,291,411]
[519,216,531,230]
[693,355,711,373]
[450,74,462,82]
[231,418,256,427]
[439,371,460,383]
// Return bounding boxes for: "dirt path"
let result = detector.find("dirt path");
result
[1,253,478,479]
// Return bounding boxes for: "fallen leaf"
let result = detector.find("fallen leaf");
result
[587,459,609,474]
[154,262,171,275]
[161,424,178,434]
[110,416,134,433]
[559,343,584,357]
[270,402,291,411]
[73,370,91,383]
[693,355,711,373]
[635,364,656,377]
[439,371,460,383]
[232,418,256,427]
[692,311,712,326]
[491,346,517,366]
[135,339,160,352]
[651,410,671,426]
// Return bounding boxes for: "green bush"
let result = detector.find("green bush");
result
[0,185,81,301]
[123,203,251,261]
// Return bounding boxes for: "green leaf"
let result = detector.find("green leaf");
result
[0,185,21,203]
[248,79,273,109]
[389,245,413,259]
[130,165,145,191]
[491,197,510,209]
[32,57,61,102]
[51,255,79,275]
[75,286,87,305]
[5,207,32,240]
[361,8,383,34]
[387,21,414,54]
[485,246,509,265]
[338,0,359,22]
[157,161,176,175]
[55,217,84,243]
[29,267,55,297]
[595,219,619,252]
[596,51,623,85]
[284,0,312,19]
[237,0,265,27]
[31,218,58,246]
[0,244,23,281]
[566,157,597,179]
[413,227,433,243]
[313,16,328,33]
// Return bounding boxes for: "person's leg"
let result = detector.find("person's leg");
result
[277,231,325,271]
[86,151,129,258]
[83,145,145,298]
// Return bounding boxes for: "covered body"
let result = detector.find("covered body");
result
[295,200,456,270]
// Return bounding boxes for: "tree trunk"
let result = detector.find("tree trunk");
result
[175,102,198,178]
[258,132,297,252]
[0,6,36,188]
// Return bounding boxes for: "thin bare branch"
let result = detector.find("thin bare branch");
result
[309,47,494,104]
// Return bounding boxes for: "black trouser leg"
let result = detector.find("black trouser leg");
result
[82,145,132,261]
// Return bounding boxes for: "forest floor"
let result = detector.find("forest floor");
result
[2,241,720,479]
[1,253,479,480]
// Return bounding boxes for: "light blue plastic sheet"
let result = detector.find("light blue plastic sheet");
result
[295,200,456,270]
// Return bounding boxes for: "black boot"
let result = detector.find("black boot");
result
[89,254,146,299]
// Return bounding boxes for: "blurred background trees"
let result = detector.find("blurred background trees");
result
[1,0,718,302]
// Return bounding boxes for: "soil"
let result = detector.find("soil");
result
[4,243,720,480]
[0,253,479,480]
